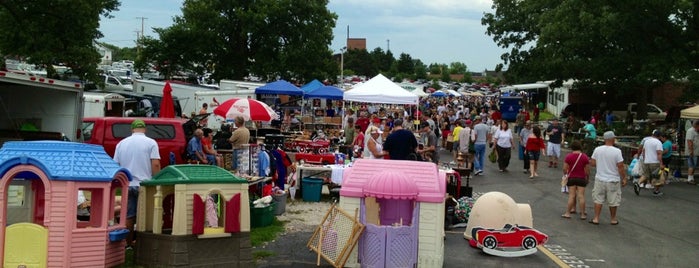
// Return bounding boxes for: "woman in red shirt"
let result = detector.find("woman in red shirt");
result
[525,126,546,178]
[561,141,590,219]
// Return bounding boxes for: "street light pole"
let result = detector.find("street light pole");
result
[340,46,346,88]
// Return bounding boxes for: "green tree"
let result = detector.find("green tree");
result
[0,0,120,80]
[428,63,447,75]
[396,53,414,74]
[482,0,689,119]
[440,71,451,83]
[140,0,336,82]
[449,62,468,74]
[414,60,427,80]
[344,48,376,77]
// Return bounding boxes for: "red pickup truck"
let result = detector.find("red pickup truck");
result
[82,117,194,168]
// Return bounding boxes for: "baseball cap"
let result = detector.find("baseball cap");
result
[419,122,430,129]
[652,129,662,137]
[475,115,482,120]
[465,119,472,125]
[131,119,146,129]
[603,131,616,140]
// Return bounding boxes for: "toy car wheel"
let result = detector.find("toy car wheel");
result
[522,236,537,249]
[483,236,497,249]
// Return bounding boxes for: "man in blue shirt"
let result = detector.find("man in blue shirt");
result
[187,129,209,164]
[382,118,418,160]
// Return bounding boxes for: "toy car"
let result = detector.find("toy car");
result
[285,140,330,153]
[471,224,548,250]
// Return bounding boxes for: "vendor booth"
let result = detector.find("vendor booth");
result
[344,74,419,105]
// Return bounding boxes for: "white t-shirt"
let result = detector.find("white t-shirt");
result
[642,137,663,164]
[495,129,513,148]
[114,132,160,186]
[592,145,624,182]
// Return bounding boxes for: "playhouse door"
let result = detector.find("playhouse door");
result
[4,222,48,268]
[385,226,417,267]
[360,224,385,268]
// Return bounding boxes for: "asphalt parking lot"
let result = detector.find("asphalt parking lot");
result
[256,147,699,268]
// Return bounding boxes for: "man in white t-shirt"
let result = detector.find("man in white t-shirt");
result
[589,131,627,225]
[634,130,664,196]
[114,119,161,249]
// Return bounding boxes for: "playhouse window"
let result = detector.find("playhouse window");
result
[108,180,126,226]
[205,193,224,228]
[7,185,25,207]
[76,188,104,228]
[365,197,414,226]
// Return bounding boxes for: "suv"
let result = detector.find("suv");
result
[81,116,203,168]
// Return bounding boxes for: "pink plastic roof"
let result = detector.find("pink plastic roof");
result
[363,171,418,200]
[340,159,446,203]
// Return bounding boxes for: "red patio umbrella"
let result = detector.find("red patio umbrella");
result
[159,81,176,118]
[213,98,278,122]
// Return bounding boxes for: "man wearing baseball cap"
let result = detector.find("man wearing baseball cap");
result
[114,119,161,249]
[589,131,627,225]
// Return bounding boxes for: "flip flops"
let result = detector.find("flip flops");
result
[588,219,599,225]
[611,220,619,225]
[580,213,587,220]
[561,214,571,219]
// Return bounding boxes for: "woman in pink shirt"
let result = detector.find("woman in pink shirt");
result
[562,141,590,219]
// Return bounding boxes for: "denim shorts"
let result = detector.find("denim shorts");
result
[127,186,139,219]
[688,156,699,169]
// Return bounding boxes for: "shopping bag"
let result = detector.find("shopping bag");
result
[561,175,569,193]
[488,150,497,163]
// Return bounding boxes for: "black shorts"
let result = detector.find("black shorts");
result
[527,150,541,161]
[567,177,588,187]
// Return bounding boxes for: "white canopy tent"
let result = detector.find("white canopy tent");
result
[408,88,428,97]
[681,105,699,119]
[344,74,419,105]
[446,89,461,97]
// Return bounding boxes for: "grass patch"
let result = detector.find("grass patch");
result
[253,250,276,260]
[251,218,287,247]
[117,250,144,268]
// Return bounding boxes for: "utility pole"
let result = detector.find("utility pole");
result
[340,46,347,88]
[136,17,147,52]
[387,39,390,52]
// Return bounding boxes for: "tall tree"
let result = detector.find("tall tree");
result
[449,62,468,74]
[140,0,336,82]
[344,48,376,77]
[396,53,414,75]
[482,0,689,119]
[0,0,120,80]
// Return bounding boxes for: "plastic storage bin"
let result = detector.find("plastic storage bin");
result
[272,193,286,215]
[250,202,276,228]
[302,177,324,202]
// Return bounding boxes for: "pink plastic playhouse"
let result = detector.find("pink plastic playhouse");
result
[339,159,446,268]
[0,141,131,267]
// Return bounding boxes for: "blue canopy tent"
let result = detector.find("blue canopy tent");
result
[255,80,303,95]
[301,79,324,93]
[431,91,447,97]
[304,86,344,100]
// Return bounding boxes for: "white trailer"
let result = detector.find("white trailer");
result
[132,79,217,117]
[0,70,83,141]
[83,92,127,118]
[219,79,264,92]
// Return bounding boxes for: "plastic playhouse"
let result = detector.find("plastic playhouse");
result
[134,164,252,267]
[0,141,131,267]
[339,159,446,268]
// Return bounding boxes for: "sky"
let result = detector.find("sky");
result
[98,0,506,72]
